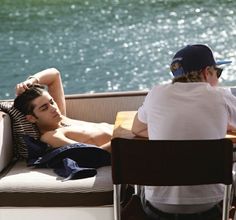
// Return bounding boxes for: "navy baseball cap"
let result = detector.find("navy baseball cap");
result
[170,44,231,77]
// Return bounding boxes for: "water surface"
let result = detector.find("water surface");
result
[0,0,236,99]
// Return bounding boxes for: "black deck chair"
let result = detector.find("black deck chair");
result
[111,138,233,220]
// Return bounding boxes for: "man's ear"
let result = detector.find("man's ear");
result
[202,66,211,81]
[26,114,37,123]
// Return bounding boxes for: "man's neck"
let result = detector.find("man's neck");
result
[38,121,62,134]
[38,117,71,134]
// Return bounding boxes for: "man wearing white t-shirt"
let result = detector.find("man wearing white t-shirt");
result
[132,44,235,219]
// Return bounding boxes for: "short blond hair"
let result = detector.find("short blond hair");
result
[172,70,203,84]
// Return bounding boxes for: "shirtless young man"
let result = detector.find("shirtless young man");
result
[14,68,113,152]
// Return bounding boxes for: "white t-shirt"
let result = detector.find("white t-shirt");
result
[138,82,236,208]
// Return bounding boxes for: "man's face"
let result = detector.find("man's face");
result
[28,91,62,129]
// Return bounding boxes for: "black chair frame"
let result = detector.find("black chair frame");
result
[111,138,233,220]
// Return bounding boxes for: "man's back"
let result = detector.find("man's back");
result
[140,82,229,140]
[137,82,236,211]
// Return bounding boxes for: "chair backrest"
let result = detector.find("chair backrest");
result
[111,138,233,186]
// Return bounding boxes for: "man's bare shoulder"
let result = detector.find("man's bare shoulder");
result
[40,129,62,143]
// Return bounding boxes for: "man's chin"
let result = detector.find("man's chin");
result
[58,115,63,121]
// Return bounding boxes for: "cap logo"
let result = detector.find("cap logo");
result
[170,60,184,77]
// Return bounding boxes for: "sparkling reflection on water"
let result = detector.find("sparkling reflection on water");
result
[0,0,236,99]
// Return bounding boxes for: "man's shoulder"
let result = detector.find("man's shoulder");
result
[40,129,63,142]
[149,83,171,92]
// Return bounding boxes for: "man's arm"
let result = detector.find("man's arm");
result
[15,68,66,115]
[131,113,148,138]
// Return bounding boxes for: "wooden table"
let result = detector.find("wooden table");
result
[112,111,137,139]
[113,111,236,143]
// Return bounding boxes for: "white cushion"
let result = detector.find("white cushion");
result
[0,160,112,193]
[0,111,13,172]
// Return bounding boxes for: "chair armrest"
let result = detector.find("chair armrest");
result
[0,111,13,173]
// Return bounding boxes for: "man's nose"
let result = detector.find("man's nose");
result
[50,104,57,112]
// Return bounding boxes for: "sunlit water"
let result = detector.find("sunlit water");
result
[0,0,236,99]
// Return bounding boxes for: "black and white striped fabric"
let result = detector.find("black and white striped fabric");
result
[0,102,40,159]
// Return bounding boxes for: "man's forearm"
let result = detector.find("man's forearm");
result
[31,68,60,86]
[131,113,148,138]
[134,129,148,138]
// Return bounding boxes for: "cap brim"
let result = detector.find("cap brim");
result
[216,60,232,66]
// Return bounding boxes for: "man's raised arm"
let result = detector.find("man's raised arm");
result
[15,68,66,115]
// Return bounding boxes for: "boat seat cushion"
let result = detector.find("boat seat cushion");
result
[0,160,113,206]
[0,102,39,159]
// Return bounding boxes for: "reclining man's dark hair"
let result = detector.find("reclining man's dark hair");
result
[14,84,46,115]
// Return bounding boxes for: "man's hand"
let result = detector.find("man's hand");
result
[15,77,39,96]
